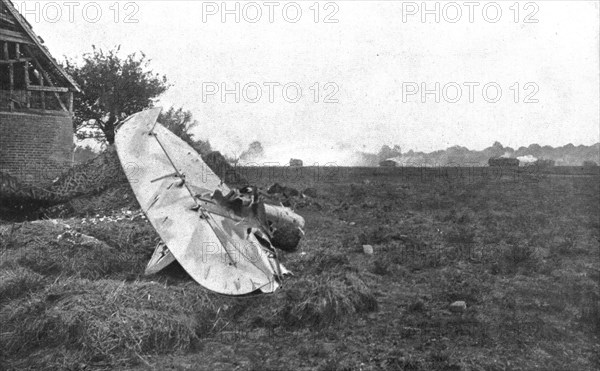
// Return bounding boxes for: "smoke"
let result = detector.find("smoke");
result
[517,155,537,164]
[236,142,370,166]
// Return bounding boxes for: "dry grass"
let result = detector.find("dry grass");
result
[0,220,150,281]
[0,215,378,369]
[273,272,377,329]
[1,279,213,369]
[0,265,45,304]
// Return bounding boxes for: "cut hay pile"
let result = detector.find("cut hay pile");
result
[0,272,378,368]
[274,272,378,328]
[1,279,217,369]
[0,266,44,304]
[0,217,378,369]
[0,219,153,280]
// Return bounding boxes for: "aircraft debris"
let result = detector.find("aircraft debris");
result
[115,108,305,296]
[268,182,301,198]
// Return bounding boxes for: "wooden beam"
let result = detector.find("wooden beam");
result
[0,57,32,64]
[0,33,33,45]
[0,29,32,45]
[4,107,72,116]
[0,13,17,25]
[27,85,69,93]
[23,61,30,87]
[27,54,68,111]
[15,43,19,58]
[24,49,47,110]
[40,70,45,110]
[5,3,81,93]
[68,92,73,112]
[8,62,14,111]
[1,29,29,41]
[24,61,30,108]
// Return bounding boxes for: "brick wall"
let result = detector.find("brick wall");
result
[0,111,73,185]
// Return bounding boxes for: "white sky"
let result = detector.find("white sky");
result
[15,0,600,163]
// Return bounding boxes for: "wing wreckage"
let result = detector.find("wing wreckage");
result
[114,108,305,296]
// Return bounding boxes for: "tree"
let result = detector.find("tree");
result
[487,141,506,158]
[377,144,401,161]
[158,107,197,146]
[158,107,212,156]
[63,46,169,144]
[192,139,213,157]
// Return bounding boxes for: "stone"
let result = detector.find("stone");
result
[449,301,467,313]
[303,187,318,198]
[363,244,374,255]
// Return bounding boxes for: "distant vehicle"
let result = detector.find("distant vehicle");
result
[488,157,519,167]
[379,159,397,167]
[582,161,598,167]
[290,158,303,167]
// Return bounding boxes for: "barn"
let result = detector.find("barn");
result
[0,0,81,185]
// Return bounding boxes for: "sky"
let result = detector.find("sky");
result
[14,0,600,164]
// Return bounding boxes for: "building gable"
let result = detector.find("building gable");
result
[1,0,80,185]
[1,0,80,113]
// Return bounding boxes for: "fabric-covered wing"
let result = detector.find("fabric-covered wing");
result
[115,108,285,295]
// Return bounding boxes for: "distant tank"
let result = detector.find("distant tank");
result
[379,159,398,167]
[290,158,303,167]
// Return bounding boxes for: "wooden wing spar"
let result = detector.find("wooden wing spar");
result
[115,108,303,296]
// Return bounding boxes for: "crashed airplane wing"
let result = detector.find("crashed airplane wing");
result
[114,108,288,295]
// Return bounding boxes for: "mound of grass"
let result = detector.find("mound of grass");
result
[1,219,153,280]
[43,183,139,219]
[1,279,218,368]
[0,265,45,304]
[71,217,158,253]
[1,216,379,368]
[0,221,67,250]
[8,234,144,281]
[257,272,378,329]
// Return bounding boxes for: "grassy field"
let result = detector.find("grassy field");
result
[1,166,598,370]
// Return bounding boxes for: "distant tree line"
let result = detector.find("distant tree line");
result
[356,141,600,167]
